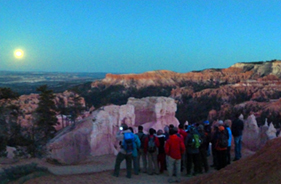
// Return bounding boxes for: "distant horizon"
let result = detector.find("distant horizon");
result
[1,58,280,74]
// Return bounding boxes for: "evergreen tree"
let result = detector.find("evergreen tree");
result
[33,85,58,156]
[68,93,84,124]
[0,87,19,156]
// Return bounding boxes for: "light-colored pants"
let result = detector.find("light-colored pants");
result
[137,148,147,172]
[147,151,159,175]
[167,156,181,182]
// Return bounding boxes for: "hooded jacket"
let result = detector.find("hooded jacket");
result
[165,134,185,159]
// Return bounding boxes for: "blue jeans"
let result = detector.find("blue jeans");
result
[234,136,242,160]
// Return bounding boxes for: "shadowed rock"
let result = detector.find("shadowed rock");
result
[46,97,179,164]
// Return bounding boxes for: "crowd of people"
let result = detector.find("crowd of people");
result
[113,114,244,183]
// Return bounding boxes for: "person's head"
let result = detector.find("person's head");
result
[121,123,128,131]
[164,126,169,134]
[218,120,224,125]
[178,123,184,129]
[218,125,225,132]
[138,125,143,132]
[129,127,134,133]
[189,126,195,133]
[197,124,204,132]
[149,128,155,135]
[224,119,231,127]
[169,128,175,135]
[157,129,163,135]
[204,120,210,125]
[169,124,174,129]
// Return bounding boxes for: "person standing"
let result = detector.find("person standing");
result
[224,120,232,164]
[156,129,166,173]
[231,114,244,161]
[215,125,228,170]
[144,128,160,175]
[185,126,201,176]
[113,124,134,178]
[129,127,141,175]
[165,127,185,183]
[197,124,209,173]
[136,126,148,173]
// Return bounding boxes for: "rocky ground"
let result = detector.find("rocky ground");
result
[0,144,258,184]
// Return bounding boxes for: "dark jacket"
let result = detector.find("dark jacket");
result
[231,118,244,137]
[185,131,200,154]
[136,132,146,149]
[157,134,166,154]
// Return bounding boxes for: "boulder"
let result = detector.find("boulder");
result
[47,97,179,164]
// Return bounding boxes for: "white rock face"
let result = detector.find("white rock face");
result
[6,146,16,159]
[47,97,179,164]
[242,115,277,151]
[242,114,260,151]
[266,122,277,140]
[127,97,179,133]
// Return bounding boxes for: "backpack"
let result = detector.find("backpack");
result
[217,130,229,148]
[188,133,201,149]
[138,133,146,149]
[148,136,157,153]
[123,132,135,153]
[192,133,201,149]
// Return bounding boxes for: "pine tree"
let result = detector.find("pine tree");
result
[0,87,19,156]
[33,85,58,156]
[68,93,84,124]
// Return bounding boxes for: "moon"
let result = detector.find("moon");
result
[14,49,24,59]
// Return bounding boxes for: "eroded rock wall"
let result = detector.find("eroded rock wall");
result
[47,97,179,164]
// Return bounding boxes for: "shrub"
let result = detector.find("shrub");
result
[0,163,49,183]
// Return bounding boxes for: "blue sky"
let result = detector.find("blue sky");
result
[0,0,280,73]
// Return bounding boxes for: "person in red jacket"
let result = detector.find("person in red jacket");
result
[144,128,160,175]
[165,127,185,183]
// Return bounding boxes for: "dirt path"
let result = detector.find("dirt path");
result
[1,148,255,184]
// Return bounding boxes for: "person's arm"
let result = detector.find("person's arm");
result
[135,135,141,149]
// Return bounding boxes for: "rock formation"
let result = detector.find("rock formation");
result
[266,122,277,140]
[46,97,179,164]
[1,91,86,130]
[91,60,281,89]
[242,115,277,151]
[242,114,259,151]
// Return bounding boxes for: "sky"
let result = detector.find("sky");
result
[0,0,280,74]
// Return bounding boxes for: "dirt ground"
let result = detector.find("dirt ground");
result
[0,146,257,184]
